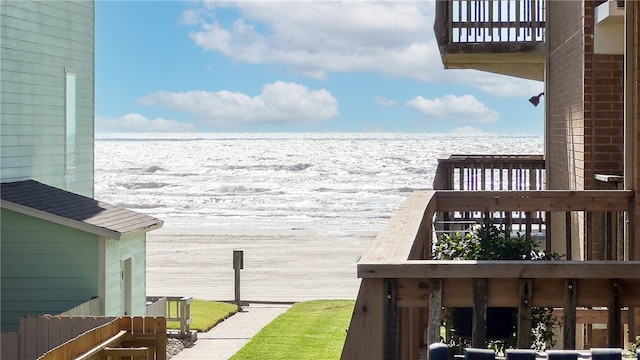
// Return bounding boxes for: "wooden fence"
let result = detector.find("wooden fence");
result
[1,316,116,360]
[59,297,101,317]
[39,316,166,360]
[146,297,168,318]
[1,316,166,360]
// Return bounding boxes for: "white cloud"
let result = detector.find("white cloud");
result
[184,1,542,97]
[137,81,338,127]
[375,97,396,107]
[406,94,500,124]
[96,113,197,132]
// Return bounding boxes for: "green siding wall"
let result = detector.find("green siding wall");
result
[104,234,147,317]
[0,209,99,332]
[0,0,95,197]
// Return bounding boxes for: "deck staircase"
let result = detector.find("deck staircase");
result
[434,0,545,80]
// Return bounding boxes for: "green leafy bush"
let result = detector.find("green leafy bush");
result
[434,220,560,261]
[433,220,561,350]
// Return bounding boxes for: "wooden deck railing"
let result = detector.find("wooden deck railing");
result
[434,0,546,45]
[342,190,640,360]
[434,154,546,241]
[165,296,193,337]
[434,154,545,191]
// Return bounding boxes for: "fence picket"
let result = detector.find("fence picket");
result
[47,316,62,349]
[1,332,19,360]
[36,317,50,357]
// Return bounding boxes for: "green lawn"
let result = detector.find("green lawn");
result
[167,299,237,332]
[230,300,355,360]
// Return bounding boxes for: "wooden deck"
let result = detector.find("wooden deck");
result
[434,0,545,80]
[342,190,640,359]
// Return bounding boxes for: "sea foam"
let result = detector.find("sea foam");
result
[95,132,543,234]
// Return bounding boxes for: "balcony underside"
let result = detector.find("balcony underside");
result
[439,43,544,81]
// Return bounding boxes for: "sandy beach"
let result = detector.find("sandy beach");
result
[146,227,377,302]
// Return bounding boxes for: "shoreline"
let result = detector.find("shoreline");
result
[146,228,377,302]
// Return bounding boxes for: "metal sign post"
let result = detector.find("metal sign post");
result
[233,250,244,312]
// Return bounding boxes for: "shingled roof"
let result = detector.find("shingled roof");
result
[1,180,163,239]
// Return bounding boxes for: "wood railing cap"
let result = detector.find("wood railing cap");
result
[358,260,640,279]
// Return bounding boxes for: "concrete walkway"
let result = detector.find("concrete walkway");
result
[171,303,291,360]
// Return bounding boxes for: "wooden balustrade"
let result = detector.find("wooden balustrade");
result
[434,154,545,191]
[165,296,193,337]
[434,154,547,238]
[342,190,640,360]
[435,0,546,45]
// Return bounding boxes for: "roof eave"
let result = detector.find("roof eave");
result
[1,200,162,240]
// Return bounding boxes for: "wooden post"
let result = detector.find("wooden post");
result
[629,307,638,340]
[233,250,243,312]
[342,279,385,359]
[608,279,622,347]
[563,279,577,349]
[525,211,532,239]
[401,307,422,360]
[427,279,443,348]
[384,279,400,360]
[605,212,614,260]
[566,212,572,260]
[518,279,533,348]
[472,278,488,348]
[546,211,552,252]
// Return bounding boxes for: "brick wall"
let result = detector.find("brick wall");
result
[546,0,587,259]
[547,1,624,260]
[590,54,624,183]
[547,0,587,191]
[547,0,623,190]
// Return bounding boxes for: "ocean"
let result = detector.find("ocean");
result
[95,132,543,235]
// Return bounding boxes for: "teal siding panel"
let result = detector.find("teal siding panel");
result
[2,289,98,301]
[0,0,94,194]
[1,301,90,313]
[2,277,99,290]
[2,300,91,331]
[3,1,94,26]
[0,209,99,331]
[1,76,63,93]
[1,91,66,106]
[0,154,64,169]
[2,265,98,278]
[0,135,64,146]
[104,234,147,317]
[2,254,99,266]
[0,113,64,126]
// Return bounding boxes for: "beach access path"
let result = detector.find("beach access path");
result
[171,303,291,360]
[146,227,377,302]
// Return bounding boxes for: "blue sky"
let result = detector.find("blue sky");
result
[95,1,544,134]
